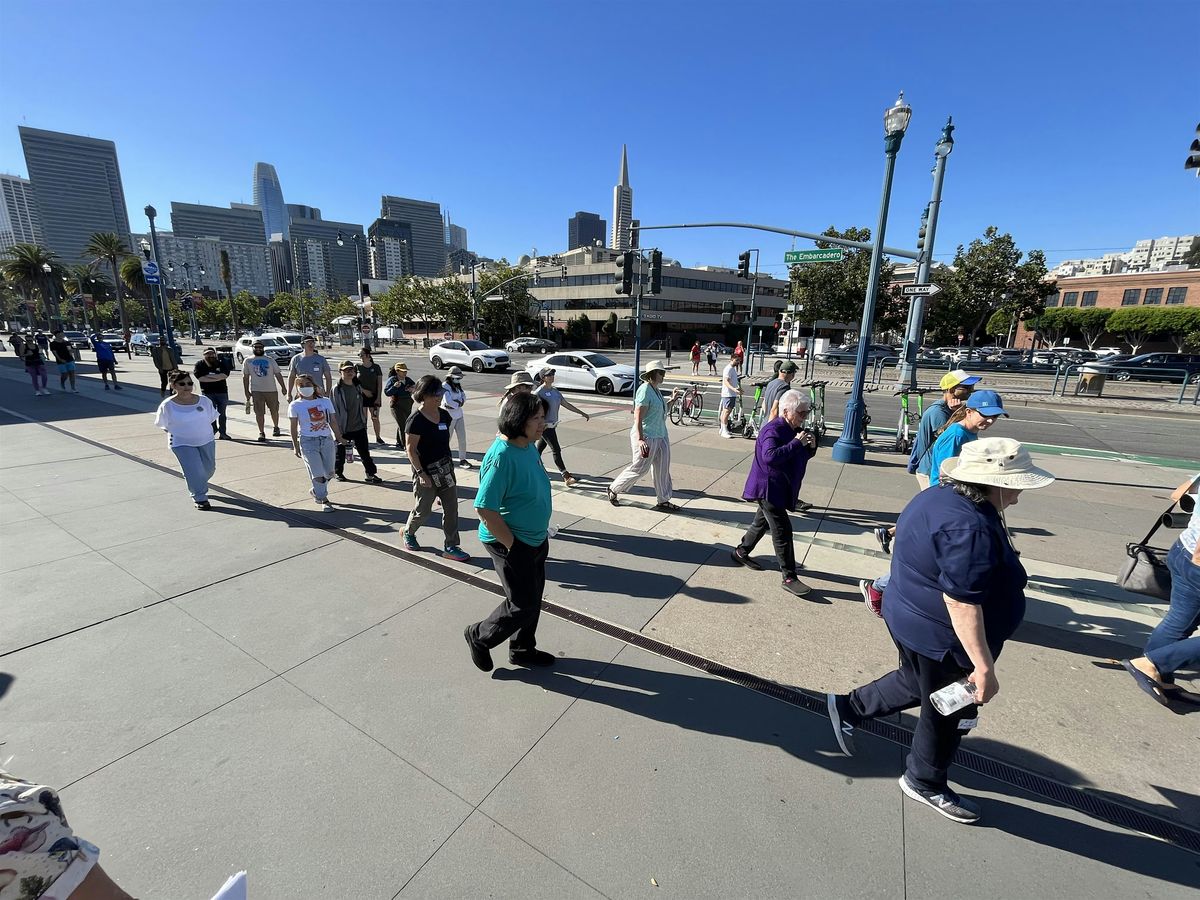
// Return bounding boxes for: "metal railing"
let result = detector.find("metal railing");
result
[1051,363,1196,404]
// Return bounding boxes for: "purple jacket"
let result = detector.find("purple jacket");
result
[742,417,815,509]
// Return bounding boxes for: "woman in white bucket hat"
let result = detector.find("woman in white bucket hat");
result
[828,437,1053,826]
[607,360,682,511]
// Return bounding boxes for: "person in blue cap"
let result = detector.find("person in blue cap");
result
[928,390,1007,487]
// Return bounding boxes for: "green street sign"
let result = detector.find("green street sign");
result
[785,249,845,264]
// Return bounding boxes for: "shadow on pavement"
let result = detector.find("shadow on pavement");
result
[495,657,1198,887]
[0,673,13,700]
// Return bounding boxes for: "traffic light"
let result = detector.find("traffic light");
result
[181,297,193,312]
[614,251,634,295]
[629,219,640,249]
[721,299,735,325]
[736,250,751,279]
[916,204,930,255]
[560,265,568,282]
[773,313,783,330]
[647,250,662,295]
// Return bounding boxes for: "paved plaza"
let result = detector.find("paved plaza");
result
[0,354,1197,898]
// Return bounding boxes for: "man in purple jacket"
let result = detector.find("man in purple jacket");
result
[731,389,818,596]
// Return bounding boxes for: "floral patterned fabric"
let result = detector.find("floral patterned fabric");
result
[0,772,97,900]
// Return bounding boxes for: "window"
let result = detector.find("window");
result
[1142,288,1163,305]
[1045,292,1059,307]
[1121,289,1140,306]
[1166,287,1188,305]
[1081,291,1098,307]
[1062,291,1078,307]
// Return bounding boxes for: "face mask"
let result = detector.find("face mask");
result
[298,386,315,398]
[253,348,264,356]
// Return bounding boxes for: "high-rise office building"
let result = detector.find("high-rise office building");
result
[610,145,633,251]
[568,211,606,250]
[380,196,447,276]
[285,203,321,222]
[170,202,268,247]
[131,231,274,298]
[18,126,131,264]
[288,216,368,297]
[252,162,287,240]
[269,237,294,295]
[0,174,42,250]
[368,217,413,280]
[447,223,468,252]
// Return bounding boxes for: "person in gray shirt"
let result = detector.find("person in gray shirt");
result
[332,360,382,484]
[762,360,799,423]
[288,335,332,398]
[534,367,591,486]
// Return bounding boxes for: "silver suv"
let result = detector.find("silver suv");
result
[233,334,297,367]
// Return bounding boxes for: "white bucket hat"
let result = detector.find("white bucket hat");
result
[940,437,1055,490]
[640,359,670,380]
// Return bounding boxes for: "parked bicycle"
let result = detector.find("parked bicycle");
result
[669,381,705,426]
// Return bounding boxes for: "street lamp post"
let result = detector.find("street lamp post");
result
[143,206,179,355]
[832,92,912,465]
[898,116,954,389]
[167,259,202,344]
[337,230,369,350]
[39,262,60,328]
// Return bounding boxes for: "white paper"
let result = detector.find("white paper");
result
[210,871,247,900]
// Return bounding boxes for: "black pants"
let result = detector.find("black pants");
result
[207,393,229,437]
[845,635,977,793]
[470,539,549,652]
[335,427,378,476]
[158,368,170,393]
[390,402,412,448]
[738,500,797,578]
[536,426,566,473]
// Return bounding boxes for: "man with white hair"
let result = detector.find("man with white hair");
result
[731,389,819,596]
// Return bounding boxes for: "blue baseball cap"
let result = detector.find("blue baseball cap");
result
[965,390,1008,417]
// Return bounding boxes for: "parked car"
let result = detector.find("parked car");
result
[233,334,298,367]
[747,342,773,354]
[523,351,636,395]
[1084,352,1200,384]
[428,339,510,372]
[505,336,558,354]
[1094,347,1123,358]
[992,348,1027,368]
[97,332,127,352]
[130,332,161,356]
[58,330,89,350]
[1079,354,1132,373]
[933,346,959,359]
[818,343,895,366]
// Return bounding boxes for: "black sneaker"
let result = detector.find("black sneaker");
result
[782,576,812,597]
[827,693,856,756]
[464,627,493,672]
[272,426,282,437]
[195,500,212,511]
[334,473,347,482]
[376,437,387,446]
[898,774,981,824]
[797,500,814,512]
[509,648,556,667]
[364,474,383,484]
[874,527,893,554]
[730,547,763,570]
[257,434,268,443]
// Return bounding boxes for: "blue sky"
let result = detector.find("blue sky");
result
[1,0,1196,277]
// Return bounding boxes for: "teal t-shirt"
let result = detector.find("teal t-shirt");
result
[634,381,668,440]
[928,423,978,486]
[474,437,552,546]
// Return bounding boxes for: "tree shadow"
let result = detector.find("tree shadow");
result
[0,673,13,701]
[493,657,1199,886]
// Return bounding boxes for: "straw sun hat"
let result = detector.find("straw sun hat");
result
[940,437,1055,490]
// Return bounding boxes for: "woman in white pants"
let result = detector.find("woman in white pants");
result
[441,366,471,468]
[289,374,345,509]
[607,359,682,512]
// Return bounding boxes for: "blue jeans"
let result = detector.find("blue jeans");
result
[1144,541,1200,677]
[172,442,217,503]
[299,435,336,501]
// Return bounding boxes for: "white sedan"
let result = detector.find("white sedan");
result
[429,339,510,372]
[524,351,636,395]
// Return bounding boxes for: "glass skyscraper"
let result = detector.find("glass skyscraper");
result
[252,162,287,240]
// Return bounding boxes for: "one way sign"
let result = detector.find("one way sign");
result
[901,282,941,297]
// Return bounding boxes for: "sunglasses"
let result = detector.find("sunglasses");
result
[175,380,194,387]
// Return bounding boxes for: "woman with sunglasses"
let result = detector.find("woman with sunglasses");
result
[153,369,219,509]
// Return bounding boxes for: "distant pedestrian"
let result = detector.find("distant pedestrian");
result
[356,347,387,446]
[7,331,25,356]
[48,329,78,393]
[289,373,343,510]
[404,375,470,561]
[690,341,701,375]
[23,340,49,395]
[499,370,535,409]
[928,391,1007,487]
[1121,473,1200,706]
[241,339,287,441]
[332,360,383,484]
[534,366,591,486]
[151,342,176,395]
[732,340,745,367]
[91,334,122,391]
[194,347,232,440]
[706,341,718,376]
[464,390,555,672]
[154,369,218,510]
[828,438,1054,825]
[288,335,332,398]
[731,390,818,597]
[384,361,415,450]
[441,366,472,468]
[718,354,743,438]
[607,359,681,511]
[122,326,133,359]
[34,330,49,355]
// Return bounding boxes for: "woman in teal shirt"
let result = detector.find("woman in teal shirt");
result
[464,392,555,672]
[607,359,682,511]
[928,391,1007,486]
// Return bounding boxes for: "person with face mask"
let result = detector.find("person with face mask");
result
[242,340,287,442]
[289,374,344,509]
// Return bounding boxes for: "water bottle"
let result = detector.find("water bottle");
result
[547,524,560,539]
[930,678,977,715]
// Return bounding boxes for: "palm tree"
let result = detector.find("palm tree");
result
[1,242,63,327]
[85,232,133,334]
[219,249,240,337]
[119,255,155,327]
[65,262,111,333]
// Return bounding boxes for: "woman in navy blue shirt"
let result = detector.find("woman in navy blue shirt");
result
[827,437,1053,825]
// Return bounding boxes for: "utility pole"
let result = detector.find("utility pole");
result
[632,252,646,397]
[741,250,760,376]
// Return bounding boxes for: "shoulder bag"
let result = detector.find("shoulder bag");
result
[1115,503,1178,601]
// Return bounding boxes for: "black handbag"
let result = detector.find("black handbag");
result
[1115,505,1176,601]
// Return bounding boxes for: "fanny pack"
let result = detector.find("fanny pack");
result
[425,455,456,489]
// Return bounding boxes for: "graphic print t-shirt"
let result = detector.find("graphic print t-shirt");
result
[288,397,336,437]
[243,355,281,392]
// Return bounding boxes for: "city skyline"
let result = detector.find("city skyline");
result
[0,1,1195,276]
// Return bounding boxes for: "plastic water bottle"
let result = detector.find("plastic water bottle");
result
[547,524,560,539]
[930,678,977,715]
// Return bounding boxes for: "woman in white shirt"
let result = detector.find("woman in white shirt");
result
[288,373,344,509]
[154,369,219,509]
[441,366,471,468]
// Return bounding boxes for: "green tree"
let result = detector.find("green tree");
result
[324,295,359,327]
[1182,329,1200,352]
[0,242,66,327]
[1024,307,1076,346]
[64,262,110,332]
[788,226,904,335]
[985,309,1012,343]
[602,311,619,343]
[476,263,536,341]
[118,255,155,326]
[268,291,323,331]
[93,300,119,329]
[1106,307,1169,355]
[370,279,413,331]
[1158,307,1200,352]
[1074,307,1114,349]
[564,314,592,348]
[85,232,133,334]
[437,279,473,331]
[219,249,240,337]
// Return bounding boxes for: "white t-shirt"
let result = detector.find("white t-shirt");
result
[721,363,740,399]
[154,395,217,448]
[441,383,467,420]
[1181,472,1200,555]
[288,397,336,437]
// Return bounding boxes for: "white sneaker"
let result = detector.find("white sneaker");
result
[72,388,79,393]
[719,429,733,439]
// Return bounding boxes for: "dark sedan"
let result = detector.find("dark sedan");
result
[1083,352,1200,384]
[818,343,896,366]
[505,337,558,354]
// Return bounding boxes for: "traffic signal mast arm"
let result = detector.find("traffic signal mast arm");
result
[634,222,920,260]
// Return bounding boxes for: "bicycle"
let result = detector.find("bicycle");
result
[893,388,929,454]
[669,381,705,426]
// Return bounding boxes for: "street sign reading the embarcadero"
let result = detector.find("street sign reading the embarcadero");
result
[785,249,845,263]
